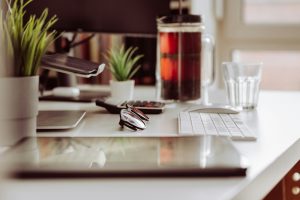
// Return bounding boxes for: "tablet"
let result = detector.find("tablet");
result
[3,136,248,178]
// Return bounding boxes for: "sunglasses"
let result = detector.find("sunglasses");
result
[119,104,149,131]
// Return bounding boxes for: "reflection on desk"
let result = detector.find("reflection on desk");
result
[3,136,247,178]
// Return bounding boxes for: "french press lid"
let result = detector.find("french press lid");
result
[157,14,202,24]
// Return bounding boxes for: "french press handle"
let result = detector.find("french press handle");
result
[201,34,215,87]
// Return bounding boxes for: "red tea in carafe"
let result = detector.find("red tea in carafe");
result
[159,31,201,100]
[157,15,204,101]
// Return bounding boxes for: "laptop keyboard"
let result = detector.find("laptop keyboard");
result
[178,112,256,141]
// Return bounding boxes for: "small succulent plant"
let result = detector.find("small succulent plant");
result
[106,45,143,81]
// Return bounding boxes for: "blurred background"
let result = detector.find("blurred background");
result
[29,0,300,91]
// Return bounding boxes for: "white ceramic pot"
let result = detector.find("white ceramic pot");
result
[110,80,134,101]
[0,76,39,146]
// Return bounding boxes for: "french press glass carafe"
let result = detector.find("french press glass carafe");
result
[156,15,214,102]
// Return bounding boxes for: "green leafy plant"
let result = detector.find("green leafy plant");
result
[106,45,143,81]
[0,0,58,77]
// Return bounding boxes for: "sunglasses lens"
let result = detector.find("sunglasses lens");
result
[120,109,146,130]
[119,120,137,131]
[126,104,149,121]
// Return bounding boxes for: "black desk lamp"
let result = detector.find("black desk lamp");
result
[41,53,105,78]
[39,53,107,102]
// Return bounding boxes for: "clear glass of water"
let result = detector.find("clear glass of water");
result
[223,62,263,110]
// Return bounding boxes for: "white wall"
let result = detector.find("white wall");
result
[190,0,216,37]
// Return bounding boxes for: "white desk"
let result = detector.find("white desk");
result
[2,87,300,200]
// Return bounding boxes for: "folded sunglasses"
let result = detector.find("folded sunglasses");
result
[119,104,149,131]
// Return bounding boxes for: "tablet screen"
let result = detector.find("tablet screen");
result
[2,136,247,178]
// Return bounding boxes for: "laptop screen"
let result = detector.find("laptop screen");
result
[24,0,171,34]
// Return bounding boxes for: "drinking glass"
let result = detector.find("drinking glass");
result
[223,62,263,110]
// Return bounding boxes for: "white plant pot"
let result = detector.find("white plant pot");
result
[110,80,135,101]
[0,76,39,146]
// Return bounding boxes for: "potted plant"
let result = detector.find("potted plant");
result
[106,45,143,100]
[0,0,58,145]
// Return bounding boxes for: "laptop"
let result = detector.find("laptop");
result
[37,110,86,130]
[2,136,248,178]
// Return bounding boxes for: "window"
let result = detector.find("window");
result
[244,0,300,25]
[233,50,300,90]
[216,0,300,90]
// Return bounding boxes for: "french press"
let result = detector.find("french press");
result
[156,14,214,102]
